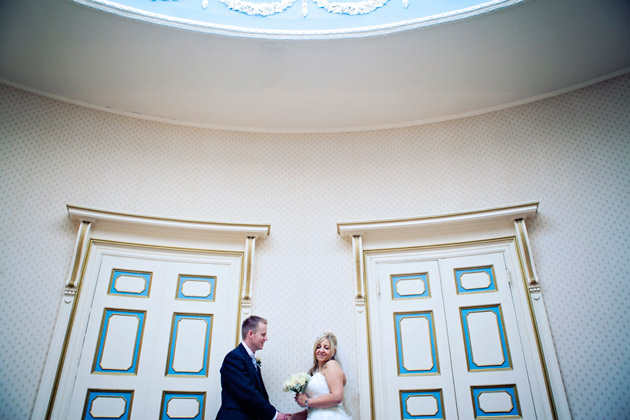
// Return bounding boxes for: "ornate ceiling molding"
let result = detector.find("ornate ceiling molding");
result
[71,0,523,38]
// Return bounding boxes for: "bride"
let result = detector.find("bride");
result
[290,332,352,420]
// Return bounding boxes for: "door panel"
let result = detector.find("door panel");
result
[371,251,538,419]
[68,250,239,419]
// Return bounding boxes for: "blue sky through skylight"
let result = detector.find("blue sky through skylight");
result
[79,0,519,35]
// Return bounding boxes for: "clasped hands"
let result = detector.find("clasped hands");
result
[277,392,309,420]
[294,392,308,408]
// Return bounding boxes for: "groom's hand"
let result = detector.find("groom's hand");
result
[277,413,290,420]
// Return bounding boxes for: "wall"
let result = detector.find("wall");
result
[0,73,628,419]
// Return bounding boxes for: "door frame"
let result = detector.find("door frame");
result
[32,205,270,420]
[337,202,570,420]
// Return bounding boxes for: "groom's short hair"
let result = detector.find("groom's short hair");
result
[241,315,267,340]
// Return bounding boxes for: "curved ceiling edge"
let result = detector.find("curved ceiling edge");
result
[5,69,627,134]
[72,0,524,39]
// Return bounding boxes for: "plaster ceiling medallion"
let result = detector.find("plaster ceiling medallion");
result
[72,0,523,37]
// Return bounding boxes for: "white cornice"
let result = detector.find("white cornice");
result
[337,202,538,239]
[67,205,270,239]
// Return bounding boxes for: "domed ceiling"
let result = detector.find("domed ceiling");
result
[0,0,628,132]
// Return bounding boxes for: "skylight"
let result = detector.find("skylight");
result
[74,0,522,37]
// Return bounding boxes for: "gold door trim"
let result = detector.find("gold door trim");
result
[46,222,92,420]
[514,221,558,420]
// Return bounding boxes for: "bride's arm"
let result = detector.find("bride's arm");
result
[295,361,345,409]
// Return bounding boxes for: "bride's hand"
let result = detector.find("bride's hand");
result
[294,392,307,407]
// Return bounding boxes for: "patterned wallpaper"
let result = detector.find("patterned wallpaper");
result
[0,73,628,419]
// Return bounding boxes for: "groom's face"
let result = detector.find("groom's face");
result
[249,322,268,352]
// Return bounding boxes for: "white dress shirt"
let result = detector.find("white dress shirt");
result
[242,342,278,420]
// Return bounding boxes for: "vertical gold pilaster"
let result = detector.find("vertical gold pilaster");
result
[64,221,92,299]
[352,235,364,300]
[244,236,255,300]
[237,236,256,346]
[352,235,374,419]
[514,219,540,291]
[515,218,559,419]
[47,220,92,419]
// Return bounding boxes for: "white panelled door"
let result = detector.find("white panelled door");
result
[372,250,536,419]
[375,260,458,419]
[439,253,536,419]
[67,246,241,420]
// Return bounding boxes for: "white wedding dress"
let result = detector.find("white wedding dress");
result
[304,372,352,420]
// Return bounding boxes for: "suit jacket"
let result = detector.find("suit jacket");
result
[215,343,277,420]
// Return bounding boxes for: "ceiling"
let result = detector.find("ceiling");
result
[0,0,628,133]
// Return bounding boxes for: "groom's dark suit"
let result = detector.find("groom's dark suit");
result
[215,343,277,420]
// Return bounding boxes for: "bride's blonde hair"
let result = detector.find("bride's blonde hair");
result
[309,332,338,376]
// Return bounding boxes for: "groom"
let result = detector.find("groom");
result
[216,315,289,420]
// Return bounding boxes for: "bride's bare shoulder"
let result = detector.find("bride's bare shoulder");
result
[322,360,346,385]
[325,360,342,370]
[323,360,345,376]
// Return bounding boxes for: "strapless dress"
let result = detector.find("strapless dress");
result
[304,372,352,420]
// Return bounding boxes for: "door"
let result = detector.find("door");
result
[66,245,241,419]
[371,249,537,419]
[375,259,457,419]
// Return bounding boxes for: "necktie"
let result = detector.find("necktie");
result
[251,354,258,370]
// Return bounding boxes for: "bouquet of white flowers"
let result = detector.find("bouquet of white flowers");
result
[282,372,311,393]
